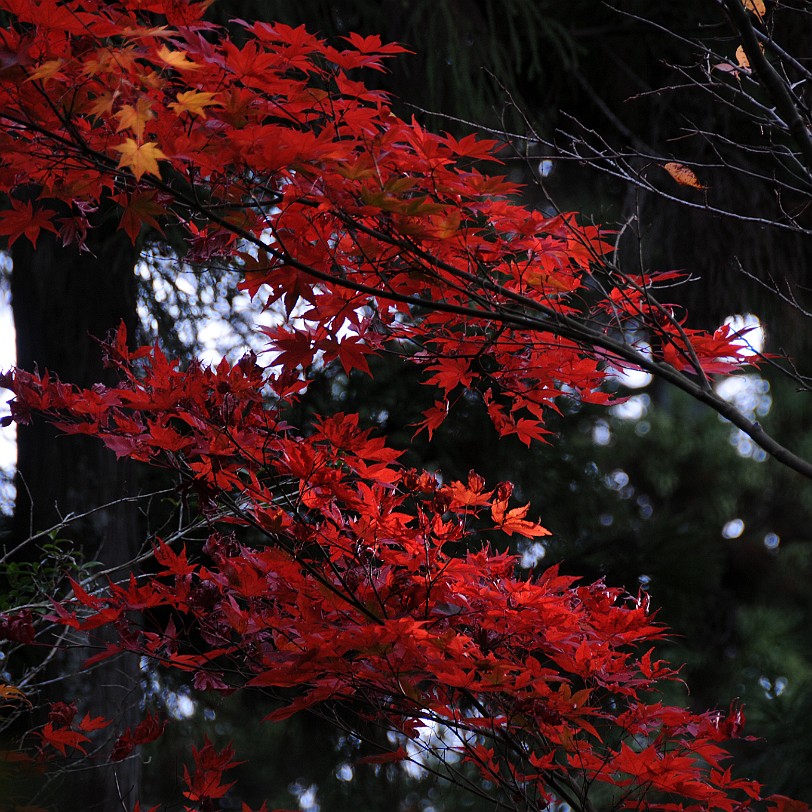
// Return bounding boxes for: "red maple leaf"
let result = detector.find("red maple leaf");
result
[0,199,58,246]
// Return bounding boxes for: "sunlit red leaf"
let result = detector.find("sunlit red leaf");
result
[39,723,90,756]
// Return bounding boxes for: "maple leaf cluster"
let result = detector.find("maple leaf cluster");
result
[0,0,754,445]
[0,1,797,810]
[38,701,110,757]
[0,333,800,811]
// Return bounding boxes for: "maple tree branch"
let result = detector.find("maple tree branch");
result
[719,0,812,177]
[215,488,388,627]
[5,103,812,478]
[0,487,176,565]
[1,7,809,809]
[250,234,812,479]
[498,3,812,234]
[753,26,812,84]
[92,167,812,478]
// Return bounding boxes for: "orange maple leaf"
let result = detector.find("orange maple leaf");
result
[114,97,155,139]
[85,90,120,117]
[113,139,167,180]
[25,58,64,83]
[491,496,551,538]
[156,44,201,71]
[170,90,219,118]
[735,45,750,70]
[0,682,30,708]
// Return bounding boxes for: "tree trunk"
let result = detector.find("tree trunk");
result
[10,222,142,811]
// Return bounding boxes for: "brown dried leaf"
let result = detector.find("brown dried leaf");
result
[0,682,31,708]
[663,162,706,190]
[743,0,766,18]
[735,45,750,70]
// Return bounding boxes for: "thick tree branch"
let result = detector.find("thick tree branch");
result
[720,0,812,177]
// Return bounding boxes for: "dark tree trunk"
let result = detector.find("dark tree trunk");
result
[10,222,143,811]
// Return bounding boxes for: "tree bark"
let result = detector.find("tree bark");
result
[10,221,142,811]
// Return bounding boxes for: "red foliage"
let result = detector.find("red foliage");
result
[0,1,799,810]
[182,738,242,804]
[0,609,36,644]
[0,335,797,810]
[0,0,753,443]
[111,713,166,762]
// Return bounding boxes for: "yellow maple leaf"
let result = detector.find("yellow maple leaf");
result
[156,45,201,71]
[169,90,219,119]
[85,90,119,118]
[114,97,155,140]
[663,161,706,190]
[113,139,167,180]
[26,59,64,83]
